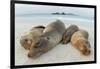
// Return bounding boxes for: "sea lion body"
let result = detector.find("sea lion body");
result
[28,20,66,58]
[20,26,45,50]
[42,20,66,46]
[71,30,91,55]
[62,25,79,44]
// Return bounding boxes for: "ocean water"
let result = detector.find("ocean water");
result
[15,13,94,23]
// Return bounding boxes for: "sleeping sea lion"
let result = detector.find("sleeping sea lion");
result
[20,25,45,50]
[71,30,91,56]
[62,25,79,44]
[28,20,66,58]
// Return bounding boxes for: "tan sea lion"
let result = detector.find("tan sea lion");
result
[20,25,45,50]
[28,20,66,58]
[62,25,79,44]
[71,30,91,56]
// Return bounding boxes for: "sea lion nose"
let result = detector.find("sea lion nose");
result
[28,53,33,58]
[83,49,91,55]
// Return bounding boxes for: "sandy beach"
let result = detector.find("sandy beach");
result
[15,16,94,65]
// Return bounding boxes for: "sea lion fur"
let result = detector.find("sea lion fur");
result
[20,25,45,50]
[28,20,66,58]
[71,30,91,56]
[62,25,79,44]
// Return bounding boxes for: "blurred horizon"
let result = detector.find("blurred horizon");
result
[15,4,94,18]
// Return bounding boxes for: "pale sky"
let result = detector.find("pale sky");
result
[15,4,94,18]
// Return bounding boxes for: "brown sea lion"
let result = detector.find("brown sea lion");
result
[28,20,66,58]
[71,30,91,56]
[62,25,79,44]
[20,25,45,50]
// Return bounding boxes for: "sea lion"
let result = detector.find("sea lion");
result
[20,25,45,50]
[71,30,91,56]
[62,25,79,44]
[28,20,66,58]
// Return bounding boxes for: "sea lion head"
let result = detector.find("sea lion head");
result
[20,35,33,50]
[62,34,71,44]
[62,25,79,44]
[78,39,91,56]
[28,36,50,58]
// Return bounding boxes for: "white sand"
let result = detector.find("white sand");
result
[15,17,94,65]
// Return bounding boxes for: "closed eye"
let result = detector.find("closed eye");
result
[35,42,39,46]
[47,37,50,40]
[24,39,28,42]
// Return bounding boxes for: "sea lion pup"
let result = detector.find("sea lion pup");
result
[71,30,91,56]
[62,25,79,44]
[28,20,66,58]
[20,25,45,50]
